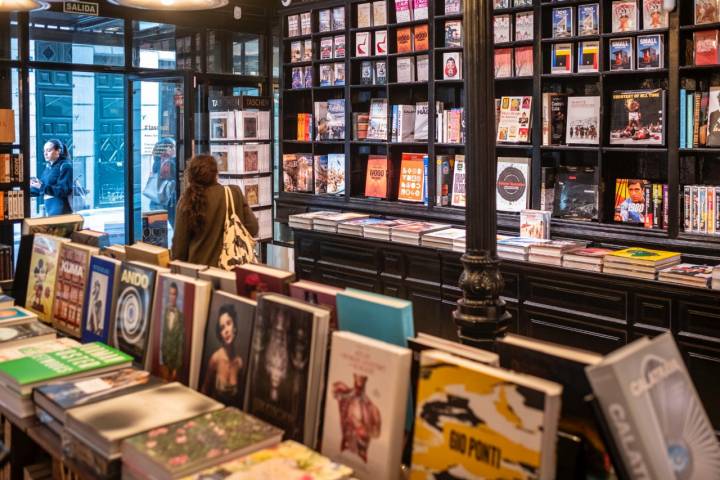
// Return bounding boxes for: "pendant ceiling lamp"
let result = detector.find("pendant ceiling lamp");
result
[107,0,227,10]
[0,0,49,12]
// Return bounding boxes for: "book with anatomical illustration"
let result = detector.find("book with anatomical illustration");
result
[25,234,70,324]
[321,331,411,480]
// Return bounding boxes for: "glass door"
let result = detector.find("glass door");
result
[129,73,190,248]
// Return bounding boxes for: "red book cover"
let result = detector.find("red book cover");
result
[53,244,94,338]
[514,45,534,76]
[398,153,425,202]
[396,27,413,53]
[494,48,513,78]
[695,30,719,66]
[413,24,429,51]
[289,280,343,330]
[365,155,391,198]
[151,276,195,386]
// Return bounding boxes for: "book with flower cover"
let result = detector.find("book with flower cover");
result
[25,234,70,324]
[52,242,99,338]
[122,407,283,480]
[182,441,354,480]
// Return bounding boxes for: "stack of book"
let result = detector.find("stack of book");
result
[362,219,416,241]
[288,211,339,230]
[313,213,369,233]
[390,222,450,246]
[603,247,681,280]
[337,217,388,236]
[528,239,587,266]
[497,237,550,261]
[657,263,713,288]
[562,247,614,273]
[420,227,466,250]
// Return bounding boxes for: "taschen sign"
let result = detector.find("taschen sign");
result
[63,0,99,15]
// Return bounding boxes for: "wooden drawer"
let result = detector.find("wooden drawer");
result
[678,301,720,339]
[318,241,378,271]
[317,266,379,292]
[632,294,672,330]
[679,339,720,434]
[382,251,404,277]
[526,276,627,320]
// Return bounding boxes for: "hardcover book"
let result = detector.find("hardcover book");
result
[552,7,574,38]
[367,98,389,140]
[587,333,720,479]
[637,34,663,69]
[577,41,600,72]
[0,321,54,349]
[515,11,533,41]
[494,14,511,44]
[615,179,649,224]
[514,46,533,76]
[553,168,598,220]
[609,88,665,145]
[409,350,562,479]
[81,255,121,345]
[122,407,282,480]
[496,157,530,212]
[450,155,466,207]
[289,280,343,331]
[321,331,411,480]
[551,43,573,74]
[696,0,719,24]
[612,0,638,32]
[0,306,37,326]
[445,20,462,47]
[578,3,600,36]
[643,0,667,29]
[52,242,99,338]
[114,262,159,365]
[609,37,635,70]
[246,294,330,446]
[25,234,69,323]
[235,263,295,299]
[496,96,532,143]
[694,30,719,65]
[314,155,328,194]
[336,288,413,347]
[327,153,346,195]
[565,96,600,145]
[199,291,255,409]
[365,155,392,198]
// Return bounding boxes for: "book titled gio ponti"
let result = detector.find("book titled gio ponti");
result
[113,262,160,365]
[0,342,131,396]
[410,350,562,479]
[198,291,256,409]
[25,234,70,323]
[149,273,212,389]
[181,441,354,480]
[586,332,720,479]
[52,242,99,338]
[81,255,121,345]
[321,331,411,480]
[122,407,283,480]
[246,294,330,447]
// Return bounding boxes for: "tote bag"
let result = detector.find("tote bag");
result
[218,185,257,270]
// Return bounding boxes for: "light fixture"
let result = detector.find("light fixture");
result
[0,0,49,12]
[107,0,227,10]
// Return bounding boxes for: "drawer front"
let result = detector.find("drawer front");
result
[407,252,442,284]
[382,251,404,277]
[678,301,720,339]
[522,305,626,355]
[632,294,672,330]
[294,235,317,261]
[526,276,627,320]
[680,341,720,434]
[318,267,378,292]
[318,241,377,271]
[406,281,445,339]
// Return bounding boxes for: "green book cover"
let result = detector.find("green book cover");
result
[0,342,132,389]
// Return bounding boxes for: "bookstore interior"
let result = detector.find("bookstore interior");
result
[2,0,720,478]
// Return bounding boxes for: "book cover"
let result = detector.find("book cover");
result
[0,306,36,326]
[397,57,416,82]
[53,243,98,338]
[373,1,387,25]
[336,288,413,347]
[287,15,299,37]
[299,12,311,35]
[445,0,461,14]
[519,210,551,239]
[551,43,573,74]
[637,34,663,69]
[643,0,668,29]
[450,155,466,207]
[494,0,509,8]
[416,54,429,82]
[358,3,372,28]
[612,1,638,32]
[0,321,54,347]
[356,31,370,57]
[566,96,600,145]
[552,7,574,38]
[235,264,294,300]
[375,60,387,84]
[374,30,388,56]
[587,333,720,478]
[445,20,462,47]
[289,280,343,331]
[394,0,412,23]
[182,441,353,480]
[333,36,345,59]
[496,96,532,143]
[25,234,68,324]
[398,153,426,203]
[412,0,428,20]
[314,155,328,194]
[321,331,411,480]
[494,14,511,44]
[413,24,429,51]
[327,153,346,194]
[81,255,120,345]
[319,9,332,32]
[707,86,720,146]
[694,29,719,65]
[609,89,665,145]
[553,168,598,220]
[515,11,533,41]
[615,179,649,224]
[409,350,562,479]
[367,98,389,140]
[319,64,334,86]
[609,37,635,70]
[290,41,302,63]
[514,46,533,76]
[696,0,719,24]
[327,99,346,140]
[114,262,158,365]
[333,6,345,30]
[0,337,78,363]
[365,155,392,198]
[578,3,600,36]
[578,41,600,72]
[442,51,462,79]
[494,48,513,78]
[396,27,413,53]
[334,63,345,86]
[496,157,530,212]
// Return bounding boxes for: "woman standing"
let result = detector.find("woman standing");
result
[172,154,258,266]
[30,139,73,215]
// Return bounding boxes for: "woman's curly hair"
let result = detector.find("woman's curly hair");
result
[179,154,218,235]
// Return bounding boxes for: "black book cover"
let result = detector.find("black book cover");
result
[114,263,158,365]
[553,168,598,220]
[246,295,315,443]
[550,94,567,145]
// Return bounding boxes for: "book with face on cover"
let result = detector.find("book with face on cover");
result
[52,242,99,338]
[25,234,70,324]
[321,331,411,480]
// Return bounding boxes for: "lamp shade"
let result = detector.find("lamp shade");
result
[107,0,227,10]
[0,0,49,12]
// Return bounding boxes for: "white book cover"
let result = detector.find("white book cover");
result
[416,54,429,82]
[319,9,332,32]
[321,331,411,480]
[450,155,466,207]
[494,14,512,44]
[300,12,312,35]
[287,15,300,37]
[210,144,231,173]
[612,0,638,32]
[565,96,600,145]
[396,56,416,82]
[414,102,429,141]
[373,1,387,26]
[374,30,388,56]
[358,3,372,28]
[442,52,462,79]
[496,95,532,143]
[209,111,236,141]
[356,32,371,57]
[238,143,270,173]
[496,157,530,212]
[394,0,413,23]
[367,98,389,140]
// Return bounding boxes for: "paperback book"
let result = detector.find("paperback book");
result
[81,255,121,345]
[515,11,533,41]
[552,7,574,38]
[496,96,532,143]
[494,15,511,44]
[612,1,638,32]
[637,34,663,69]
[643,0,667,29]
[578,41,600,73]
[551,43,573,74]
[565,96,600,145]
[445,20,462,47]
[578,3,600,36]
[450,155,466,207]
[609,37,635,70]
[496,157,530,212]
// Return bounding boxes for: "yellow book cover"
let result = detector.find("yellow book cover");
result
[605,247,680,263]
[410,350,562,480]
[25,234,69,323]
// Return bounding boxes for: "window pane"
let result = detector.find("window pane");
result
[207,31,264,76]
[0,14,19,61]
[28,12,124,66]
[29,69,127,244]
[133,22,198,70]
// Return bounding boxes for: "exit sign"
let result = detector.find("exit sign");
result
[63,1,99,15]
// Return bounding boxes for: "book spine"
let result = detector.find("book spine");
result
[716,186,720,234]
[663,184,668,230]
[644,183,653,228]
[680,89,687,149]
[694,93,702,148]
[710,186,716,234]
[542,93,550,146]
[687,93,694,150]
[423,155,429,206]
[653,184,662,229]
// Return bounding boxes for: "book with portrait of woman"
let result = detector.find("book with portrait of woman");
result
[149,273,212,390]
[81,255,121,345]
[199,291,256,409]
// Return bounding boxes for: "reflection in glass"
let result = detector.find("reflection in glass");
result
[208,31,264,76]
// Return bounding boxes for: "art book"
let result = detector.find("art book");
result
[409,350,562,479]
[609,37,634,70]
[514,46,533,77]
[450,155,466,207]
[445,20,462,47]
[0,306,37,326]
[552,7,574,38]
[122,407,282,480]
[398,153,426,203]
[637,34,663,69]
[565,96,600,145]
[365,155,392,198]
[246,294,330,446]
[551,43,573,74]
[494,15,511,44]
[515,11,533,41]
[612,1,638,32]
[496,96,532,143]
[198,291,255,409]
[578,41,600,72]
[642,0,667,29]
[235,263,294,299]
[553,168,598,220]
[114,262,160,366]
[25,234,69,324]
[321,331,411,480]
[615,178,648,224]
[52,242,99,338]
[694,30,719,66]
[609,89,665,145]
[327,153,345,194]
[696,0,719,24]
[289,280,343,331]
[494,48,513,78]
[496,157,530,212]
[577,3,599,36]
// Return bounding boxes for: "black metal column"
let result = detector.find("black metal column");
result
[453,0,510,348]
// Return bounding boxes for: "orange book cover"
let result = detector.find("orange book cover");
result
[365,155,391,198]
[413,24,429,51]
[396,27,413,53]
[398,153,424,202]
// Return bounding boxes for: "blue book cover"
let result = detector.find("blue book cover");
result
[680,89,687,149]
[552,7,574,38]
[688,93,695,150]
[423,155,429,206]
[81,255,120,345]
[609,38,633,70]
[577,3,599,36]
[637,34,662,69]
